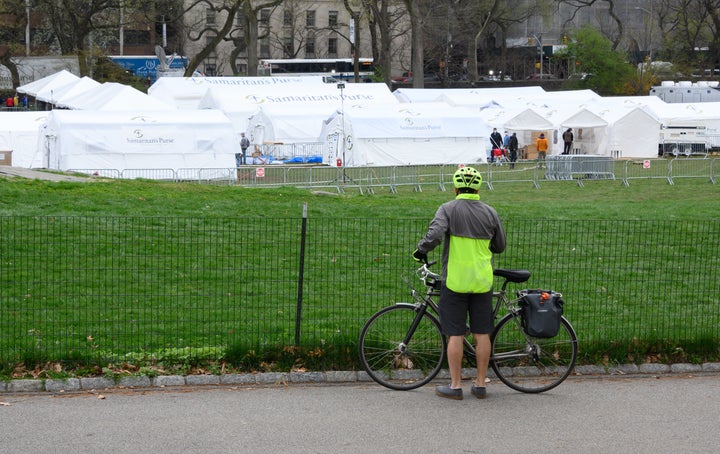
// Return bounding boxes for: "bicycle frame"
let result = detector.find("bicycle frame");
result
[406,264,531,360]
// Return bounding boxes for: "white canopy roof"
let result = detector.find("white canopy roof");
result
[50,76,102,107]
[17,69,80,98]
[148,76,328,109]
[62,82,175,110]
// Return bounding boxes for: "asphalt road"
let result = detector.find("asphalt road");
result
[1,374,718,453]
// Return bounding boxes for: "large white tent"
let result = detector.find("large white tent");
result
[320,103,491,167]
[0,112,50,168]
[17,69,79,98]
[208,82,399,145]
[149,76,327,109]
[41,110,239,173]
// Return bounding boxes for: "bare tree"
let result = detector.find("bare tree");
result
[401,0,433,87]
[560,0,625,50]
[184,0,241,76]
[32,0,124,75]
[0,0,28,88]
[361,0,408,85]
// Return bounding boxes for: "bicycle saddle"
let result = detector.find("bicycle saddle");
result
[493,268,531,283]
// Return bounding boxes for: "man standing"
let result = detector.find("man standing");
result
[413,167,506,400]
[239,132,250,166]
[489,128,503,162]
[490,128,503,151]
[562,128,574,154]
[536,132,549,163]
[508,132,519,168]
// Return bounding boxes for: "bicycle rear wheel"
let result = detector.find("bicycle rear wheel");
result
[358,305,446,390]
[490,313,578,393]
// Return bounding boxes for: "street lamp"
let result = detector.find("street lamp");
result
[530,34,543,78]
[25,0,30,55]
[337,82,346,175]
[634,6,654,62]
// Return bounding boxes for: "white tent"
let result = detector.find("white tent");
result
[148,76,327,109]
[17,69,79,98]
[50,76,102,107]
[196,86,262,137]
[644,101,720,134]
[393,88,450,103]
[0,112,50,168]
[557,108,608,155]
[248,104,339,145]
[578,99,662,158]
[234,83,398,144]
[436,86,549,110]
[60,82,176,110]
[320,103,491,167]
[41,110,239,173]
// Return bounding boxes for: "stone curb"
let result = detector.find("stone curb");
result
[2,363,719,394]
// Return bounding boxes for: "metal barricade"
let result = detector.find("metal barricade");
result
[258,142,324,163]
[121,168,177,180]
[545,155,615,186]
[621,159,671,186]
[66,169,122,179]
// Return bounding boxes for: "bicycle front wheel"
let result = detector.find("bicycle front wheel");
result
[358,305,446,390]
[490,313,578,393]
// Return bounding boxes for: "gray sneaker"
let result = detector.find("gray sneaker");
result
[435,385,463,400]
[471,384,487,399]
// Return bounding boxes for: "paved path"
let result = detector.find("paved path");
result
[0,165,91,182]
[2,374,718,453]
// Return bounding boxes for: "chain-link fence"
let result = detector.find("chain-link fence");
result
[1,215,718,369]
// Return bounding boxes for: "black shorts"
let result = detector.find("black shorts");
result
[438,284,494,336]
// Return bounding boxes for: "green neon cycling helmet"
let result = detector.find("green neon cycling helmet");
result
[453,166,483,190]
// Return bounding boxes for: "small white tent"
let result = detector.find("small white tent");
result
[17,69,79,98]
[0,112,50,168]
[320,103,491,167]
[148,76,327,109]
[41,110,239,173]
[580,99,662,158]
[558,108,608,155]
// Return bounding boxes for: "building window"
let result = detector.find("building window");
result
[328,37,337,56]
[329,11,338,28]
[283,10,292,27]
[260,8,270,25]
[260,37,271,57]
[236,11,244,28]
[283,35,294,58]
[206,8,216,25]
[204,63,217,76]
[306,10,315,27]
[306,37,315,56]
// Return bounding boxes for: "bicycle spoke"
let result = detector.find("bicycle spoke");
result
[359,305,445,390]
[490,314,577,393]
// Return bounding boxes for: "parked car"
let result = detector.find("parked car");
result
[391,71,441,84]
[526,73,558,80]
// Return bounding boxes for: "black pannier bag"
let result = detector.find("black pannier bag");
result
[517,289,564,338]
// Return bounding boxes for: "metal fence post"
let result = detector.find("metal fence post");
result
[295,202,308,346]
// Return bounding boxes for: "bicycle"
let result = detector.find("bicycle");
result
[358,262,578,393]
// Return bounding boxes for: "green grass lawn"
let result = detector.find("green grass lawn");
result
[1,174,719,377]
